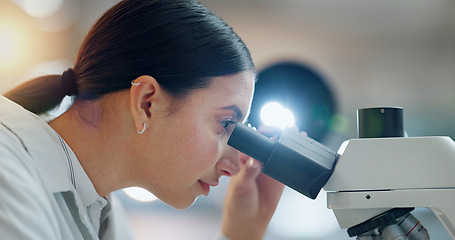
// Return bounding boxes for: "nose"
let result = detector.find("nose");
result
[216,146,241,177]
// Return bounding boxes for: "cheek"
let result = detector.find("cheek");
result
[178,128,220,173]
[154,109,223,186]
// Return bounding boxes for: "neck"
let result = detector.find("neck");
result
[49,98,133,197]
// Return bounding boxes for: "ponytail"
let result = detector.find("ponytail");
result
[4,68,77,114]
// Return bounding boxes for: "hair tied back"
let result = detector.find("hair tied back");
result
[61,68,78,96]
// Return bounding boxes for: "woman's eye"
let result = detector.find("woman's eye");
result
[220,120,236,129]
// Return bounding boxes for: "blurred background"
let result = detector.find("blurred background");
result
[1,0,454,239]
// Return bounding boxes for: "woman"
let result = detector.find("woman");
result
[0,0,284,239]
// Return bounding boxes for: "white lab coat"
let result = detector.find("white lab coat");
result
[0,96,135,240]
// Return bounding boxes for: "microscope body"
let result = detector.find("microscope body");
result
[227,107,455,239]
[324,136,455,238]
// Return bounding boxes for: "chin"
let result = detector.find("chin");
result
[166,196,199,210]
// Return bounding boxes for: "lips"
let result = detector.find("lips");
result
[198,180,218,196]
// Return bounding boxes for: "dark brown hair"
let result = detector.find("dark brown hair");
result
[5,0,255,114]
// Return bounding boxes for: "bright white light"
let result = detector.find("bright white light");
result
[13,0,65,18]
[123,187,158,202]
[260,102,295,130]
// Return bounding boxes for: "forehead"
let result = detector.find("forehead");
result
[211,71,255,97]
[192,71,255,121]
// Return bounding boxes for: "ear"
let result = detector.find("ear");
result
[129,75,163,134]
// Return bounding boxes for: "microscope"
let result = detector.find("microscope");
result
[228,107,455,239]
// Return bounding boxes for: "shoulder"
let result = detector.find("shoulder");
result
[0,96,68,171]
[0,96,65,239]
[0,96,38,173]
[0,128,62,239]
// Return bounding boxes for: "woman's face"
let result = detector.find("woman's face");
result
[135,71,255,209]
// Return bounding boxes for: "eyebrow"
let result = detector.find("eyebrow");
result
[222,105,244,122]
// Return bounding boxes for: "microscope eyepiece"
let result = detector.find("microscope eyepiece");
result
[227,123,274,163]
[228,123,339,199]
